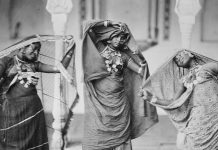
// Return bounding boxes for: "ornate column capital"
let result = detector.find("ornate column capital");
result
[46,0,73,35]
[175,0,201,49]
[46,0,73,14]
[175,0,201,24]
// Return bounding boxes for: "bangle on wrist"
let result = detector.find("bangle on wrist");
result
[104,20,108,27]
[138,67,142,74]
[151,97,157,103]
[140,62,147,67]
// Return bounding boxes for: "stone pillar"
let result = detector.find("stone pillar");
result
[175,0,201,149]
[175,0,201,49]
[46,0,73,149]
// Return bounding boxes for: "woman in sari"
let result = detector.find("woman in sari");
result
[141,50,218,150]
[82,20,158,150]
[0,35,75,150]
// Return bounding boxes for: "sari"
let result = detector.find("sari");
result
[0,35,76,150]
[142,50,218,150]
[82,20,158,150]
[0,55,49,150]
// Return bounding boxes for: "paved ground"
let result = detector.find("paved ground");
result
[62,114,179,150]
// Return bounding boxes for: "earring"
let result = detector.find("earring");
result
[21,49,26,55]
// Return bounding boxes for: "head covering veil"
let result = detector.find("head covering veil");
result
[142,49,218,131]
[0,35,77,148]
[82,20,158,149]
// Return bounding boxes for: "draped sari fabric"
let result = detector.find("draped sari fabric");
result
[0,56,49,150]
[82,20,158,150]
[142,50,218,150]
[0,35,77,150]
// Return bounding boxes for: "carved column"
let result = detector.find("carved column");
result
[46,0,73,149]
[175,0,201,149]
[175,0,201,49]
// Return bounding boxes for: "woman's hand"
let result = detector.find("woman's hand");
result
[138,87,144,97]
[65,35,75,50]
[139,88,153,101]
[109,21,127,31]
[61,38,76,69]
[29,76,39,85]
[27,73,39,86]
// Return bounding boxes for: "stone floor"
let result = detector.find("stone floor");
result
[62,114,179,150]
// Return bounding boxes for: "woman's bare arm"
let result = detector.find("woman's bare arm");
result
[38,42,75,73]
[38,63,59,73]
[127,59,147,77]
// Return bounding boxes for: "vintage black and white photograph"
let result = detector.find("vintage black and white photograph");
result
[0,0,218,150]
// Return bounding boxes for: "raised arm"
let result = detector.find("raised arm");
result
[90,20,122,32]
[88,20,123,51]
[88,21,109,51]
[38,42,75,73]
[140,82,186,106]
[37,63,59,73]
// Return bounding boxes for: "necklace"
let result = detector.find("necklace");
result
[15,56,36,88]
[100,46,123,73]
